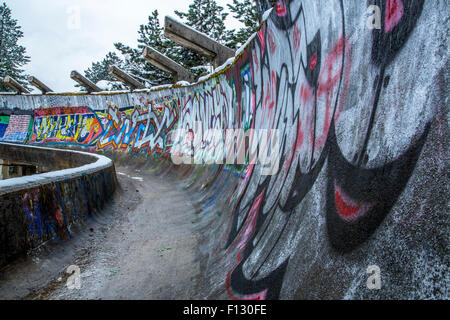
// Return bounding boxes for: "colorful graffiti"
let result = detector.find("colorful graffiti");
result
[98,100,178,156]
[24,102,179,156]
[0,115,9,138]
[29,106,104,146]
[23,190,62,240]
[0,115,32,143]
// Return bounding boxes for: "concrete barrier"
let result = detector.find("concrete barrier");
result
[0,143,117,267]
[0,0,447,299]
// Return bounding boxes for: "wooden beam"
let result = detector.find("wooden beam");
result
[28,76,53,94]
[143,46,195,83]
[3,76,30,94]
[108,65,146,90]
[70,71,102,93]
[164,16,235,68]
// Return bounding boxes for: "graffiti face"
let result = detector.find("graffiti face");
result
[211,0,434,299]
[326,122,430,252]
[328,0,429,252]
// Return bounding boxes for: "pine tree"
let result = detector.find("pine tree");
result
[82,10,175,89]
[114,10,176,86]
[173,0,235,75]
[227,0,260,48]
[174,0,234,45]
[82,0,245,88]
[0,2,31,92]
[83,52,126,91]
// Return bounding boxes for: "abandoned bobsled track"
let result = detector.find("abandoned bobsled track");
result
[0,0,448,299]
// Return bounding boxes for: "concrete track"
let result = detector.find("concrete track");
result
[0,0,447,300]
[0,166,202,300]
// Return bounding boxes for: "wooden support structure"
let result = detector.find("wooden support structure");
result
[164,16,235,68]
[70,70,102,93]
[108,65,146,90]
[3,76,30,94]
[143,46,195,83]
[28,76,53,94]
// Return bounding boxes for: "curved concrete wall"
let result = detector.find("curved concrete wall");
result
[0,143,117,267]
[0,0,448,298]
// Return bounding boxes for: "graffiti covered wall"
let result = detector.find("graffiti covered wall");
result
[0,143,117,267]
[29,106,104,146]
[0,115,33,143]
[0,116,9,139]
[97,99,178,156]
[0,0,448,299]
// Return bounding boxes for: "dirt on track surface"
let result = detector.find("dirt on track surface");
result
[0,166,202,300]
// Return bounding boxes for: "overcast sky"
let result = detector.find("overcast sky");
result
[6,0,243,93]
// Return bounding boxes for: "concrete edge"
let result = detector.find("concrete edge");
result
[0,143,114,195]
